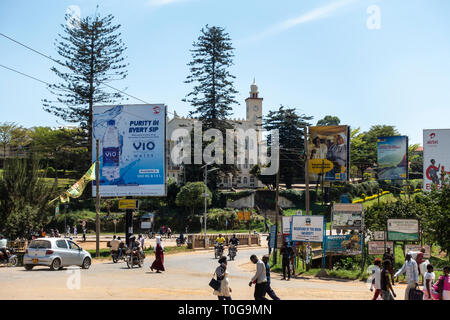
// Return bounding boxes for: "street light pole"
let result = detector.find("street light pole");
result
[204,164,207,241]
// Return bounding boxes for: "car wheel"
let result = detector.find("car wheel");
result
[24,264,34,271]
[50,258,61,271]
[81,257,91,269]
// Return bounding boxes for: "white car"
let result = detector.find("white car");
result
[23,238,92,271]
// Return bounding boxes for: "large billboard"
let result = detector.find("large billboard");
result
[423,129,450,191]
[291,216,324,242]
[308,125,350,182]
[325,234,363,255]
[377,136,408,180]
[92,104,166,197]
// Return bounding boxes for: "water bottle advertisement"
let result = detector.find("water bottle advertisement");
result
[92,104,166,197]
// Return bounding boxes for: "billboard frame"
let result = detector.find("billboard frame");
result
[377,135,409,181]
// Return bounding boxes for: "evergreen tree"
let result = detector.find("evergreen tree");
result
[182,25,239,189]
[261,106,313,189]
[183,25,238,130]
[316,115,341,126]
[43,9,128,156]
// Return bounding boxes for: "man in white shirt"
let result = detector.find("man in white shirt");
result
[0,234,8,263]
[249,254,268,300]
[370,258,382,300]
[394,252,419,300]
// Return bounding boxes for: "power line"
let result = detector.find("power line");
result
[0,63,52,86]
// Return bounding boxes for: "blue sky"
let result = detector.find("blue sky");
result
[1,0,450,145]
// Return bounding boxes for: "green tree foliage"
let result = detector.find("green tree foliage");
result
[263,105,313,188]
[43,10,128,156]
[182,25,239,188]
[316,115,341,126]
[175,181,212,217]
[0,122,30,160]
[0,157,57,239]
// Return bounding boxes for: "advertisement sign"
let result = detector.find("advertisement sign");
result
[92,104,166,197]
[291,216,324,242]
[331,203,363,230]
[140,222,151,229]
[118,199,138,210]
[282,216,291,234]
[405,244,431,259]
[423,129,450,191]
[269,225,277,249]
[387,219,419,241]
[326,234,363,255]
[373,231,385,241]
[308,125,350,182]
[368,241,394,255]
[238,211,250,221]
[377,136,408,180]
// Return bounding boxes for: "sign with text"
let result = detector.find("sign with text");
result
[405,244,431,259]
[118,199,138,209]
[269,225,277,249]
[387,219,419,241]
[423,129,450,191]
[332,203,363,230]
[92,104,166,197]
[291,216,324,243]
[373,231,385,241]
[377,136,408,180]
[282,216,292,234]
[368,241,394,255]
[326,234,363,255]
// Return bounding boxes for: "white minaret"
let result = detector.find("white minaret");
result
[245,79,263,124]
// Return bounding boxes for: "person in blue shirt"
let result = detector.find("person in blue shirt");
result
[262,254,280,300]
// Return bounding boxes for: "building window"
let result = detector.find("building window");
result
[237,177,242,184]
[250,176,255,183]
[243,177,248,184]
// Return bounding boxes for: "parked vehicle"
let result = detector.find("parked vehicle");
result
[23,238,92,271]
[0,247,18,267]
[228,245,237,261]
[145,230,155,239]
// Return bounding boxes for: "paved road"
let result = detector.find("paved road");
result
[0,247,399,300]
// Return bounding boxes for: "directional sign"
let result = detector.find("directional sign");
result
[119,199,138,210]
[309,159,334,174]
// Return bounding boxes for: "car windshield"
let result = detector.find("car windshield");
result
[29,240,51,249]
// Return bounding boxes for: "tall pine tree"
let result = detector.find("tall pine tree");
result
[43,9,128,156]
[182,25,239,189]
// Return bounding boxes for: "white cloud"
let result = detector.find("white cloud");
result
[244,0,359,43]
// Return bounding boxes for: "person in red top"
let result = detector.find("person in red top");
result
[150,236,165,273]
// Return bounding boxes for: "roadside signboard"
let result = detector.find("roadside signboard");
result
[368,241,394,255]
[405,244,431,259]
[291,216,324,242]
[140,221,151,229]
[387,219,419,241]
[118,199,138,210]
[325,234,363,255]
[377,136,408,180]
[92,104,167,197]
[373,231,385,241]
[423,129,450,191]
[332,203,363,230]
[238,211,250,221]
[282,216,291,234]
[269,225,276,248]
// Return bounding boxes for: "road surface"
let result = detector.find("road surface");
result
[0,247,405,300]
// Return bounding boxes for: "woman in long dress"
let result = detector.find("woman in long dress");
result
[150,236,165,273]
[213,256,232,300]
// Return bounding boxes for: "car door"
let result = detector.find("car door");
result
[67,240,83,266]
[55,239,70,266]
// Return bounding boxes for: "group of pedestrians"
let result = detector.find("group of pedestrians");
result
[212,253,280,300]
[370,250,450,300]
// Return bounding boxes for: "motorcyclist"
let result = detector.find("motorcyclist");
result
[110,235,121,258]
[177,232,185,244]
[215,234,225,255]
[129,235,143,260]
[229,234,239,246]
[0,234,8,263]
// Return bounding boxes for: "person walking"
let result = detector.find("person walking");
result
[383,247,395,285]
[82,228,86,242]
[213,256,232,300]
[167,227,172,239]
[381,260,397,300]
[280,242,291,280]
[370,258,382,300]
[138,234,145,251]
[150,236,165,273]
[394,252,419,300]
[423,264,436,300]
[248,254,268,300]
[262,254,280,300]
[436,266,450,300]
[266,234,271,255]
[73,225,77,238]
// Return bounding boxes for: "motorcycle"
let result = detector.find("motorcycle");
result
[145,231,155,239]
[228,245,237,261]
[111,248,126,263]
[0,248,18,267]
[176,236,187,247]
[125,248,145,268]
[214,243,224,259]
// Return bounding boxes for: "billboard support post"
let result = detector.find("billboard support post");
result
[95,139,100,258]
[304,126,310,215]
[273,152,280,265]
[125,196,133,246]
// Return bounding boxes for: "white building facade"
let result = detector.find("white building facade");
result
[167,81,264,189]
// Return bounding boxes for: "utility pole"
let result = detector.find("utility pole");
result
[304,126,310,215]
[95,139,100,258]
[204,164,207,242]
[273,151,280,265]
